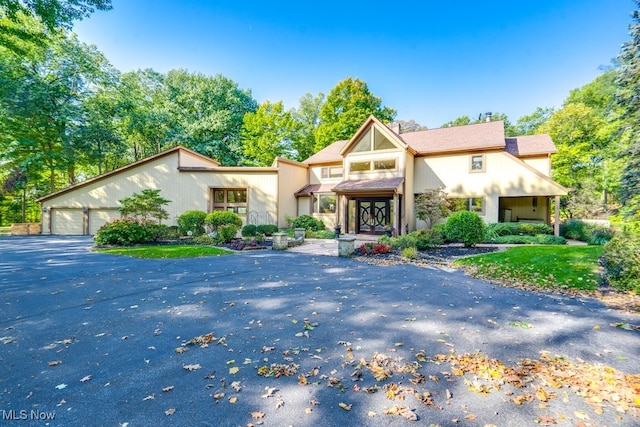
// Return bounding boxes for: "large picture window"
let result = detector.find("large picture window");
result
[212,188,247,214]
[449,197,485,215]
[313,193,336,213]
[349,159,397,173]
[321,166,343,179]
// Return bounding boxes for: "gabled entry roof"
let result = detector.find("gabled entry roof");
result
[332,177,404,193]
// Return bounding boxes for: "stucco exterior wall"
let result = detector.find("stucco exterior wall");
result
[522,156,551,176]
[276,161,308,228]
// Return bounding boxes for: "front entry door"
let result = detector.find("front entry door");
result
[357,199,391,234]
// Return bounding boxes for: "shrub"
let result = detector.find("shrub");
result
[177,210,207,236]
[118,189,170,222]
[192,235,217,245]
[254,233,266,244]
[602,231,640,293]
[492,235,537,244]
[256,224,279,236]
[205,211,243,231]
[306,229,335,239]
[431,223,450,242]
[94,218,159,246]
[485,222,553,237]
[401,246,419,259]
[391,234,417,249]
[165,226,181,239]
[535,234,567,245]
[377,235,393,245]
[218,224,239,243]
[358,242,392,255]
[242,224,258,237]
[444,211,485,247]
[560,219,587,241]
[587,226,615,245]
[292,214,325,231]
[414,228,444,250]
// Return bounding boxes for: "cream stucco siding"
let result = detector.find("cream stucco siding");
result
[414,151,566,223]
[276,160,308,228]
[522,157,551,176]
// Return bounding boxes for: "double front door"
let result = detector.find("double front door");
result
[356,198,391,234]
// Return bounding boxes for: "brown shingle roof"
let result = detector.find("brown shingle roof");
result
[303,140,348,164]
[332,177,404,193]
[505,135,557,156]
[294,183,336,197]
[399,120,506,155]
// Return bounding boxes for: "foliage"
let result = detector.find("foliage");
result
[305,229,335,239]
[292,92,324,161]
[177,210,207,236]
[401,246,419,259]
[560,219,613,245]
[441,112,516,136]
[118,189,170,223]
[205,211,242,231]
[587,227,615,245]
[96,244,232,258]
[390,234,417,250]
[242,100,299,166]
[512,107,555,136]
[444,211,485,247]
[314,77,396,151]
[414,228,444,250]
[415,187,450,229]
[358,242,392,256]
[486,234,566,245]
[602,230,640,293]
[454,246,604,291]
[535,234,567,245]
[291,214,325,231]
[218,224,239,243]
[94,218,164,246]
[1,0,112,30]
[431,223,449,242]
[256,224,278,236]
[192,235,217,245]
[485,222,553,238]
[388,119,428,133]
[241,224,257,237]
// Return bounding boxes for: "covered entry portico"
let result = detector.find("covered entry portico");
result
[333,177,404,235]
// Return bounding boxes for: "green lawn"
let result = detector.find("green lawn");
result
[95,245,233,259]
[0,226,11,236]
[453,246,604,291]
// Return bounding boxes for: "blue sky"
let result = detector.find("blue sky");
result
[73,0,632,129]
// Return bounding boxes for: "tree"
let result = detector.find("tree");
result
[415,187,450,229]
[513,107,555,135]
[163,69,257,165]
[616,1,640,217]
[242,100,298,166]
[389,119,428,133]
[314,77,396,152]
[118,189,170,223]
[0,0,112,30]
[292,92,324,161]
[442,115,471,127]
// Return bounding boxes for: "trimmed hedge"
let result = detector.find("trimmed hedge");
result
[242,224,258,237]
[602,230,640,293]
[256,224,278,236]
[94,218,166,246]
[485,222,553,237]
[291,214,325,231]
[205,211,242,230]
[177,210,207,236]
[444,211,485,247]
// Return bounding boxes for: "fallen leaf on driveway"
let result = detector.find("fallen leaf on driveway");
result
[55,384,67,390]
[251,411,265,419]
[162,386,174,392]
[338,402,352,411]
[48,360,62,366]
[537,415,557,424]
[80,375,91,382]
[183,364,201,371]
[164,408,175,416]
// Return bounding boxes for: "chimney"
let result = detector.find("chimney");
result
[485,112,492,122]
[389,122,401,134]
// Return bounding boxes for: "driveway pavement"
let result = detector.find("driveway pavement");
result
[0,236,638,426]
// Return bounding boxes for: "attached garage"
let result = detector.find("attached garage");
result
[51,208,84,235]
[89,209,121,235]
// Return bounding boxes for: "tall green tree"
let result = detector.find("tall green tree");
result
[0,0,111,30]
[513,107,555,135]
[292,92,323,161]
[163,69,257,165]
[242,101,298,166]
[616,1,640,218]
[314,77,396,152]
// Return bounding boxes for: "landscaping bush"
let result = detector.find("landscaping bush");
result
[192,235,217,245]
[444,211,485,247]
[165,225,181,239]
[291,214,326,231]
[401,246,419,259]
[256,224,279,236]
[358,242,392,255]
[390,234,417,249]
[94,218,161,246]
[485,222,553,237]
[602,231,640,293]
[242,224,258,237]
[535,234,567,245]
[560,219,588,241]
[218,224,239,243]
[587,226,615,245]
[306,229,335,239]
[431,223,450,242]
[177,210,207,236]
[491,235,537,244]
[414,228,444,250]
[205,211,243,231]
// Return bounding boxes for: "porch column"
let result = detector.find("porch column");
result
[393,193,400,235]
[554,195,560,237]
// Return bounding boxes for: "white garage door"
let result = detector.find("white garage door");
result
[52,209,84,235]
[89,209,121,235]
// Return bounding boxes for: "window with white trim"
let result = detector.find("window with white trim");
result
[212,188,247,214]
[470,154,485,172]
[313,193,336,213]
[449,197,485,215]
[321,166,343,179]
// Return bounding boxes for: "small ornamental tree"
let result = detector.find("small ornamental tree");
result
[415,187,450,229]
[118,189,170,223]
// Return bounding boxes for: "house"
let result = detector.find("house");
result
[37,116,567,236]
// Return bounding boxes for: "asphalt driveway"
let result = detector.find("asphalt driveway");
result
[0,236,638,426]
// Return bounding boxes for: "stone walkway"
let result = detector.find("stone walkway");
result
[286,235,378,256]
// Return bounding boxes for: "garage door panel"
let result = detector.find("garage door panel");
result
[89,209,121,235]
[52,209,84,235]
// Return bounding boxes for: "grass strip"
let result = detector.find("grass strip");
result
[96,245,233,259]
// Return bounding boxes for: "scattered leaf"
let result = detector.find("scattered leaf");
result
[229,396,238,404]
[229,367,239,375]
[162,386,174,392]
[251,411,265,419]
[339,402,352,411]
[143,394,155,401]
[183,364,202,371]
[48,360,62,367]
[55,384,67,390]
[165,408,175,416]
[80,375,91,383]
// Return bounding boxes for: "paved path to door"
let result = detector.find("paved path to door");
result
[0,236,637,426]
